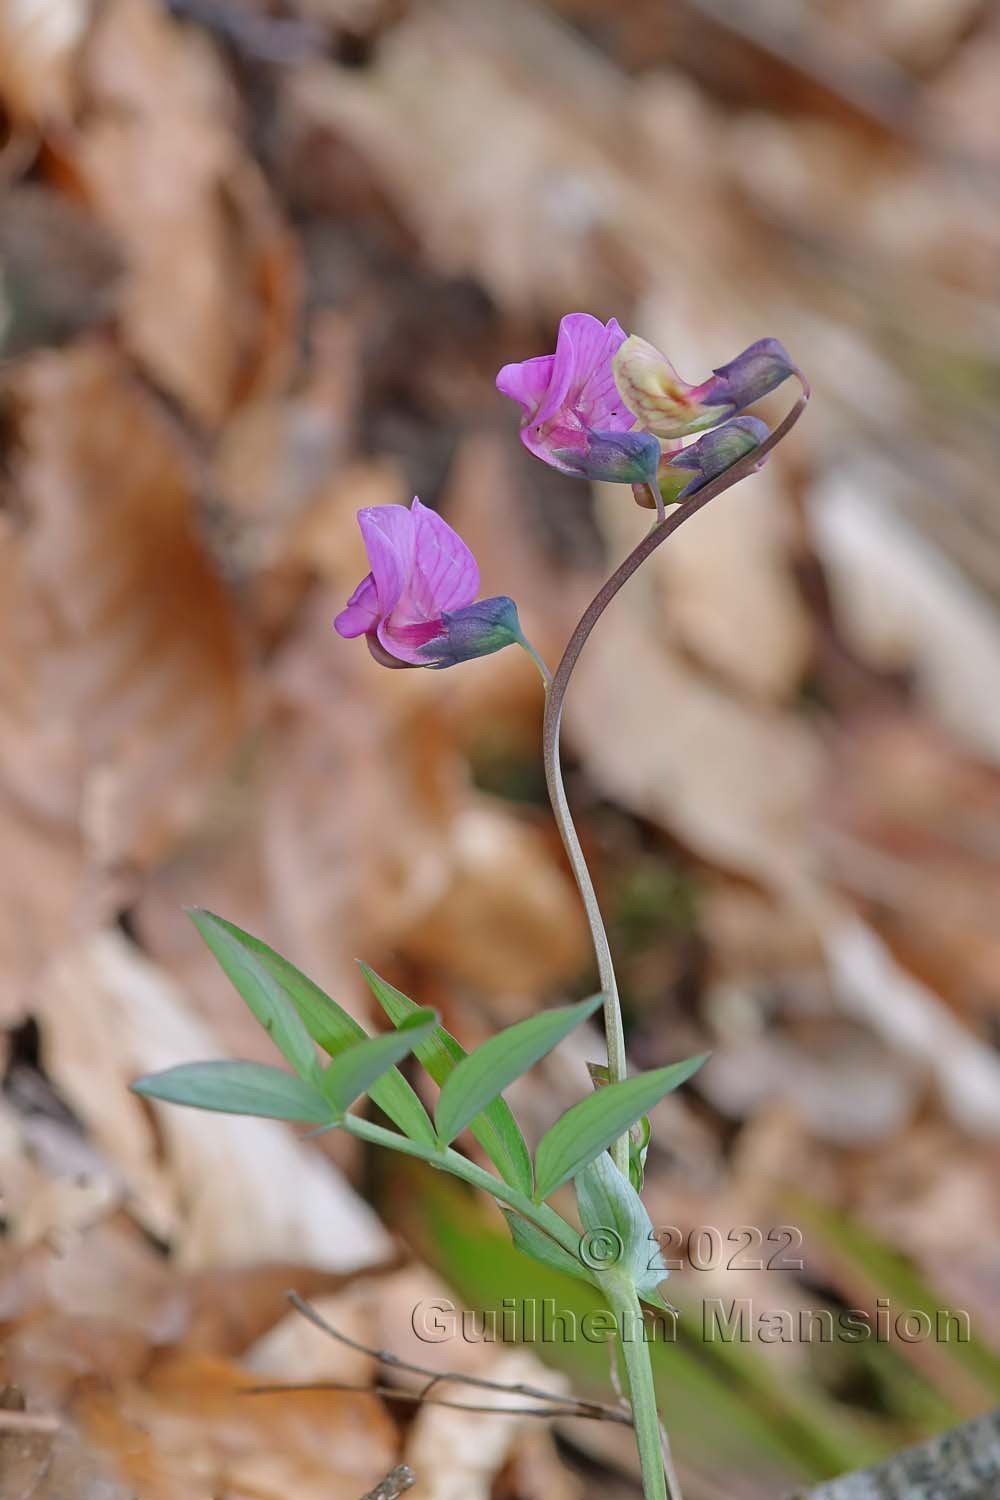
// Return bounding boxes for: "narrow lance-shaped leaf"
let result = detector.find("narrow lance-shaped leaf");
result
[436,995,603,1146]
[534,1055,708,1201]
[132,1061,333,1123]
[190,910,321,1083]
[361,963,533,1196]
[189,912,436,1147]
[322,1008,440,1116]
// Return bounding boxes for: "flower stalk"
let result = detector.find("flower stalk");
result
[541,385,809,1225]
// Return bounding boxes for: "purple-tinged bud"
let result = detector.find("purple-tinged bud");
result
[419,595,524,669]
[705,338,797,415]
[551,428,662,485]
[665,416,769,499]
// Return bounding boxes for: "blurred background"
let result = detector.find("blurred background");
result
[1,0,999,1496]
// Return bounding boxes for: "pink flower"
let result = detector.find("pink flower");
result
[496,312,659,483]
[335,498,523,669]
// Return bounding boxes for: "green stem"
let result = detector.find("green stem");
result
[541,389,809,1186]
[340,1112,581,1261]
[608,1280,675,1500]
[518,633,553,687]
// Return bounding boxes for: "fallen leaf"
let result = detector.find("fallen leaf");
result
[0,342,246,872]
[77,1355,397,1500]
[0,0,91,125]
[563,591,826,898]
[596,463,813,703]
[809,466,1000,764]
[37,930,394,1269]
[74,0,300,424]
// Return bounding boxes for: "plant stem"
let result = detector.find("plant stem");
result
[541,389,809,1181]
[518,633,553,687]
[607,1280,676,1500]
[340,1111,581,1261]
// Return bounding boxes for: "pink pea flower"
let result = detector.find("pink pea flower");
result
[335,497,524,670]
[496,312,660,484]
[613,335,798,440]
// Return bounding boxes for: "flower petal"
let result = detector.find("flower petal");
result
[357,504,416,620]
[334,573,379,638]
[377,614,446,665]
[404,497,480,619]
[495,354,555,421]
[613,335,731,438]
[536,313,628,431]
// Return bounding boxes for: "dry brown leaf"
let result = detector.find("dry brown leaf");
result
[401,802,588,996]
[74,0,300,425]
[262,589,464,1006]
[37,930,393,1268]
[563,596,826,899]
[0,1418,126,1500]
[244,1286,376,1386]
[701,1018,917,1145]
[288,4,638,316]
[596,465,813,703]
[822,911,1000,1137]
[0,791,93,1024]
[76,1355,397,1500]
[0,0,91,125]
[404,1346,569,1500]
[817,717,1000,1018]
[808,469,1000,763]
[0,342,246,872]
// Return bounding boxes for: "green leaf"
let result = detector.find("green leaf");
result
[189,910,320,1082]
[322,1008,440,1115]
[501,1210,593,1285]
[435,995,603,1146]
[189,912,436,1147]
[534,1055,708,1201]
[587,1062,650,1191]
[575,1151,668,1301]
[361,963,533,1196]
[132,1061,333,1122]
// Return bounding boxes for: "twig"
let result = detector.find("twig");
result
[282,1292,628,1424]
[0,1410,60,1434]
[361,1466,415,1500]
[246,1378,632,1424]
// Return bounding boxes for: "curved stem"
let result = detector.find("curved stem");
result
[542,390,809,1175]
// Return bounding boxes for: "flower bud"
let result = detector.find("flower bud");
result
[664,416,769,498]
[419,596,524,669]
[551,428,662,485]
[707,338,797,415]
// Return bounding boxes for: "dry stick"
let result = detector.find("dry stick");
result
[0,1410,61,1435]
[246,1378,632,1425]
[360,1466,416,1500]
[282,1292,627,1424]
[541,383,810,1178]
